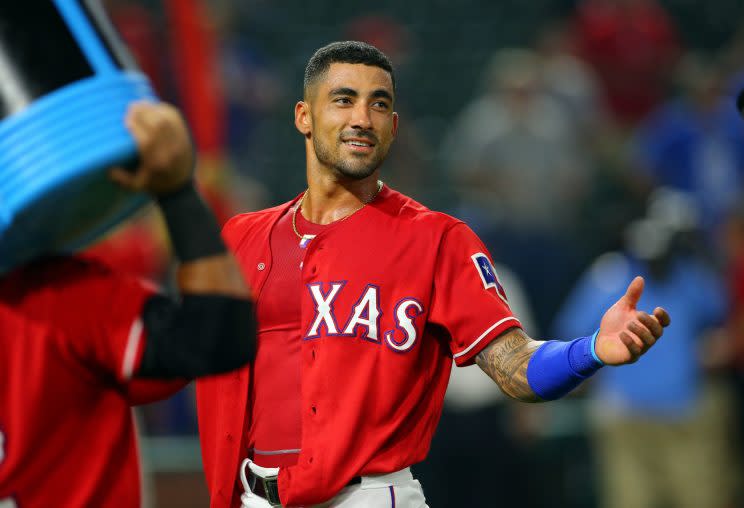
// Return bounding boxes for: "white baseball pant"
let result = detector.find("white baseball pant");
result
[240,459,429,508]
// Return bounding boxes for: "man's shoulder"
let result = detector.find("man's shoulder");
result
[223,201,293,231]
[221,199,295,251]
[376,187,463,231]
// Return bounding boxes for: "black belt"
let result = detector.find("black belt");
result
[249,471,361,507]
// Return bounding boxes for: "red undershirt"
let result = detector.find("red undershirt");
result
[247,204,326,468]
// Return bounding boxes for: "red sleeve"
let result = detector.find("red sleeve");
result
[34,257,156,385]
[428,224,522,366]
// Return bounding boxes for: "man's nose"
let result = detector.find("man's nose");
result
[350,103,372,130]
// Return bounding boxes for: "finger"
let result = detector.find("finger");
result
[125,111,157,156]
[126,101,161,140]
[108,166,144,191]
[627,320,655,349]
[619,330,643,359]
[637,311,663,338]
[108,167,135,188]
[622,276,644,309]
[653,307,671,327]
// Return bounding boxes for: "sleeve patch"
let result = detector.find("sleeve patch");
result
[471,253,508,303]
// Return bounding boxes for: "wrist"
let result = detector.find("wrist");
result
[589,328,604,366]
[568,333,604,375]
[157,183,226,262]
[526,334,604,401]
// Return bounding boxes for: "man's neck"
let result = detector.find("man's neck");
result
[301,172,381,225]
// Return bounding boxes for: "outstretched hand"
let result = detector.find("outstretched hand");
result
[109,101,194,196]
[594,276,671,365]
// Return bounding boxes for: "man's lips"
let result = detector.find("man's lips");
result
[342,137,376,152]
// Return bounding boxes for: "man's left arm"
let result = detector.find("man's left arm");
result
[476,276,671,402]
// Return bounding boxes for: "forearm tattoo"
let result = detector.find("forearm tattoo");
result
[475,327,544,402]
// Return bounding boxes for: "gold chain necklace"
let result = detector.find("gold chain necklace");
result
[292,180,383,240]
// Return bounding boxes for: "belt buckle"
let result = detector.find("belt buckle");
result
[260,474,281,507]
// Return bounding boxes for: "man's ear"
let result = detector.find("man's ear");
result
[295,101,311,136]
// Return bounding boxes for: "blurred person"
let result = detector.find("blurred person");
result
[196,41,670,508]
[441,47,596,331]
[443,47,591,232]
[573,0,680,127]
[535,20,607,137]
[553,188,735,508]
[0,102,256,507]
[632,51,744,249]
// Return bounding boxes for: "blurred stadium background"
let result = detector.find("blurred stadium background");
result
[89,0,744,506]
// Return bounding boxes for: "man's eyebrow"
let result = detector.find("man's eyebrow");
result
[371,89,394,102]
[328,88,394,102]
[329,87,358,97]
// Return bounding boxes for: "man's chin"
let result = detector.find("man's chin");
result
[335,164,378,181]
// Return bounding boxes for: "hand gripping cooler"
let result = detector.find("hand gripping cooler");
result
[0,0,156,271]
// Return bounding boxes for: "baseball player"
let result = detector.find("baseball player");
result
[0,102,256,507]
[196,41,670,508]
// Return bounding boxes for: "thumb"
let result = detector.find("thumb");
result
[108,166,140,191]
[622,276,644,309]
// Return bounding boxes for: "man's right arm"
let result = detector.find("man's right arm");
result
[110,101,255,379]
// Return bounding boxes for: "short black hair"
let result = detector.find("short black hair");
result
[304,41,395,97]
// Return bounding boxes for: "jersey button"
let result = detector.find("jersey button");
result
[311,405,317,415]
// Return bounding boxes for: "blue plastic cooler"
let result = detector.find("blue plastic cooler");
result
[0,0,156,271]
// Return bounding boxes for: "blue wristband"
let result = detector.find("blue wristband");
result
[590,328,604,365]
[526,335,604,400]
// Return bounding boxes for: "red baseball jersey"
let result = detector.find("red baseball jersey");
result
[0,256,177,507]
[196,186,521,507]
[246,208,327,469]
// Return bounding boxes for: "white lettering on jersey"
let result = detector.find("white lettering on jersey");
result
[384,299,424,353]
[341,285,382,342]
[306,282,346,338]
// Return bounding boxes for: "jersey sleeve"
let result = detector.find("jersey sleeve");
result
[428,223,522,366]
[45,257,156,385]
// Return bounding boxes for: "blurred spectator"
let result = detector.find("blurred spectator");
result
[535,20,607,137]
[210,2,284,165]
[631,52,744,248]
[573,0,680,127]
[553,188,737,508]
[443,47,591,231]
[442,47,595,330]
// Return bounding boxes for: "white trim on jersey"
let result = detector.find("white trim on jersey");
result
[121,317,144,380]
[452,316,521,359]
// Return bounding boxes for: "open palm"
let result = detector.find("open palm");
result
[595,276,671,365]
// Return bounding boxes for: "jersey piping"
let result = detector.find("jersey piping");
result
[452,316,521,359]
